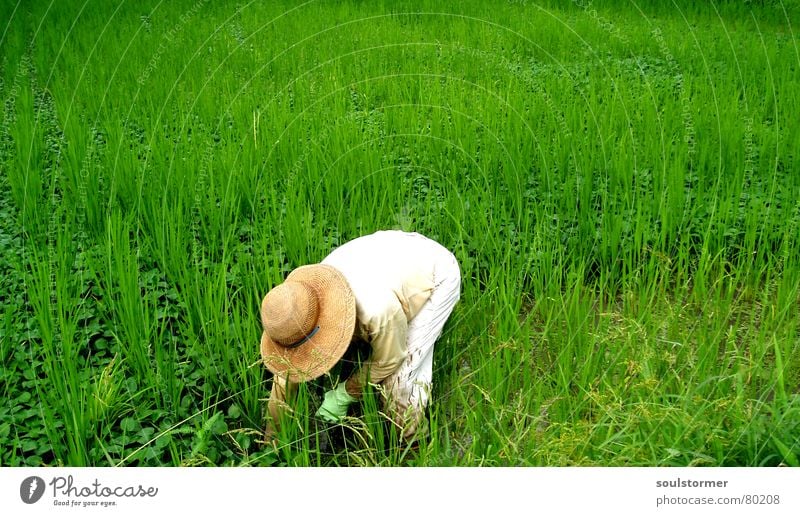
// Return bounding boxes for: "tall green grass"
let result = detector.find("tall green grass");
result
[1,0,798,466]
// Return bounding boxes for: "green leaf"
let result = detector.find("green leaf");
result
[154,433,172,449]
[125,378,138,393]
[120,417,140,432]
[772,437,799,467]
[143,447,160,461]
[137,427,155,444]
[104,444,123,455]
[209,413,227,435]
[19,408,38,421]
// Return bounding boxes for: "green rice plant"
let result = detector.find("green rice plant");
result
[1,0,798,466]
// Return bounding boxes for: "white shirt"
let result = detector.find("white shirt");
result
[321,230,437,385]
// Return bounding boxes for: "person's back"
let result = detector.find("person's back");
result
[322,230,445,322]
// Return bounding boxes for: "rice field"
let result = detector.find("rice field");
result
[1,0,799,466]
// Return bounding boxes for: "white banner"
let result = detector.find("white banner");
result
[3,467,798,515]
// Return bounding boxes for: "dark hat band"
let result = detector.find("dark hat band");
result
[284,325,320,349]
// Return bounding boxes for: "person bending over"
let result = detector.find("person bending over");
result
[260,230,461,441]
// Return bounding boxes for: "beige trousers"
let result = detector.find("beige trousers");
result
[382,237,461,439]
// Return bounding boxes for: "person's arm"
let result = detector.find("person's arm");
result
[345,305,408,397]
[266,374,297,436]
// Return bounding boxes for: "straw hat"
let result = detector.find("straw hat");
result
[259,264,356,383]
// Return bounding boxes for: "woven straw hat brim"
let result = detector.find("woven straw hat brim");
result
[260,264,356,383]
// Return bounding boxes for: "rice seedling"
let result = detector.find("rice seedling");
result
[1,0,798,466]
